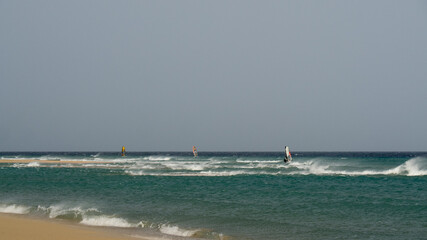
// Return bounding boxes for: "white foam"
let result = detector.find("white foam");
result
[136,221,145,228]
[125,169,260,176]
[125,170,147,176]
[159,224,198,237]
[110,158,137,163]
[198,170,258,176]
[80,215,134,228]
[300,160,385,176]
[291,157,427,176]
[81,164,116,168]
[0,204,31,214]
[1,156,20,159]
[236,159,279,163]
[162,162,206,171]
[308,161,332,174]
[38,155,61,161]
[131,163,159,170]
[27,162,40,167]
[47,205,100,219]
[11,163,24,168]
[143,156,172,161]
[385,157,427,176]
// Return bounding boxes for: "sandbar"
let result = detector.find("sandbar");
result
[0,159,110,164]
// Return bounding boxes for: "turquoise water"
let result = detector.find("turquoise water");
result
[0,152,426,239]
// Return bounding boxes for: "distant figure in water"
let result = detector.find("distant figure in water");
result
[121,146,126,157]
[192,146,198,157]
[284,146,292,163]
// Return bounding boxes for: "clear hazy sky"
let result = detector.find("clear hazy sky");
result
[1,1,426,151]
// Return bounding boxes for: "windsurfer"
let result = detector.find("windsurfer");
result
[192,146,198,157]
[122,146,126,157]
[284,146,292,163]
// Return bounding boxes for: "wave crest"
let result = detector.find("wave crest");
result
[386,157,427,176]
[292,157,427,176]
[0,204,31,214]
[80,215,135,228]
[159,224,199,237]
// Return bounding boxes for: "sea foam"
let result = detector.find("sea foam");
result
[159,224,199,237]
[27,162,40,167]
[143,156,172,161]
[80,215,134,228]
[44,205,100,219]
[0,204,31,214]
[292,157,427,176]
[386,157,427,176]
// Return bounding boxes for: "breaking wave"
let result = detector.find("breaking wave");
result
[80,215,135,228]
[159,224,200,237]
[41,205,101,220]
[0,204,31,214]
[385,157,427,176]
[291,157,427,176]
[143,156,172,161]
[2,153,426,177]
[11,162,41,168]
[27,162,40,167]
[1,203,140,228]
[0,202,219,239]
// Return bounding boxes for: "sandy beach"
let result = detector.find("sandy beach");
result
[0,213,158,240]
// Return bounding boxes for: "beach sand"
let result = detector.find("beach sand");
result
[0,213,159,240]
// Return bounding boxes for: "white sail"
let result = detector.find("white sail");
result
[284,146,292,163]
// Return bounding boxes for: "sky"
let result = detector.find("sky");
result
[1,0,426,151]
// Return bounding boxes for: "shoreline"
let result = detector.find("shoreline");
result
[0,213,170,240]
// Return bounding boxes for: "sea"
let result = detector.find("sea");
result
[0,152,426,240]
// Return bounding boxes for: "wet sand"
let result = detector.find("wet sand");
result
[0,213,161,240]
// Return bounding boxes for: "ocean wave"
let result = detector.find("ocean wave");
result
[125,169,272,177]
[38,155,61,161]
[4,153,425,177]
[125,170,147,176]
[385,157,427,176]
[129,163,159,170]
[143,156,172,161]
[42,205,100,220]
[0,202,217,238]
[34,204,144,228]
[159,224,199,237]
[236,158,280,163]
[10,162,41,168]
[292,157,427,176]
[162,162,207,171]
[80,164,118,168]
[27,162,40,167]
[110,158,139,163]
[1,156,21,159]
[0,204,31,214]
[80,215,135,228]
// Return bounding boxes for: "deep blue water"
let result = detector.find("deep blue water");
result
[0,152,426,239]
